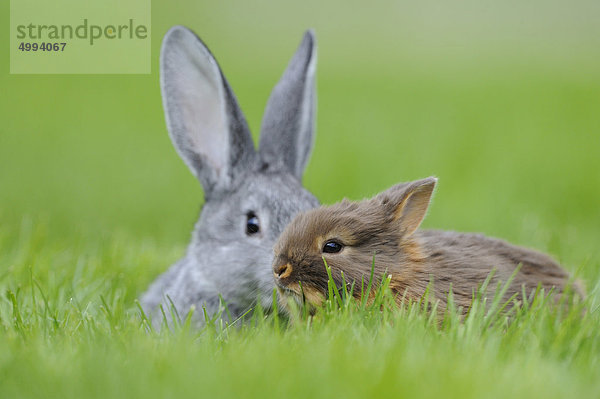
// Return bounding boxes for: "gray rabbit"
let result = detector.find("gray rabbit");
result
[140,26,319,326]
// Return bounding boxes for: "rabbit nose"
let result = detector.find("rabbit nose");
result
[274,263,292,279]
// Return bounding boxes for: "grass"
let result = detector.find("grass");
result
[1,0,600,397]
[0,224,598,399]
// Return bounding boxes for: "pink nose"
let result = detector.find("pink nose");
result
[274,263,292,279]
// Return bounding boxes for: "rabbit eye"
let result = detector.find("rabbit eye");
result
[323,240,343,254]
[246,212,260,235]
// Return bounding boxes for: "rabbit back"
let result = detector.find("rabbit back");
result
[402,230,584,309]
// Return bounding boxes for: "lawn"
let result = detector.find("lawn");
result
[1,0,599,398]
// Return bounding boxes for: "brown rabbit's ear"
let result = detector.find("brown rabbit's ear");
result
[379,177,437,237]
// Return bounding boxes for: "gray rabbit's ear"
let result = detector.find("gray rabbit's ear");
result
[160,26,256,196]
[379,177,438,237]
[258,30,317,179]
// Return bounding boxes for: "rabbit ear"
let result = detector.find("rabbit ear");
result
[160,26,256,196]
[258,30,317,179]
[380,177,437,237]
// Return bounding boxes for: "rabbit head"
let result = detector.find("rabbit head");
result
[273,178,437,309]
[141,26,319,324]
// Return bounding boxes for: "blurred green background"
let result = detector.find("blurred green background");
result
[1,2,600,398]
[1,0,599,285]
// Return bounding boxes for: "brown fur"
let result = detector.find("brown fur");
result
[273,177,584,314]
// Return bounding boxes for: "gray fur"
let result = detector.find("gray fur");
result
[158,26,256,195]
[141,26,319,327]
[259,30,316,178]
[274,177,584,314]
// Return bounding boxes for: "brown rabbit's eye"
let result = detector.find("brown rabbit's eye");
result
[246,212,260,235]
[323,241,343,254]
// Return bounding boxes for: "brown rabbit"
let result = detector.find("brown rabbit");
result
[272,177,584,314]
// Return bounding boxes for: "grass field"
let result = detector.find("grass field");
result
[1,0,600,397]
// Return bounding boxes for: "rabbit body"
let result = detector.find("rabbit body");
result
[141,26,319,327]
[392,229,580,311]
[273,178,583,312]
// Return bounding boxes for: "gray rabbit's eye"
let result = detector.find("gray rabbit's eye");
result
[246,212,260,235]
[323,240,343,254]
